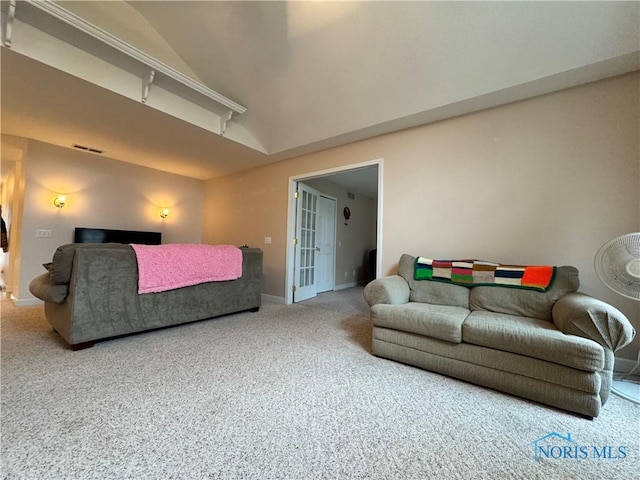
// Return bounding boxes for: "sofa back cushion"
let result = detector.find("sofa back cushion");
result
[398,254,470,307]
[469,266,579,321]
[49,243,131,285]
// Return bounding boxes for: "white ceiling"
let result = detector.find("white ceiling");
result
[320,166,379,200]
[1,1,639,182]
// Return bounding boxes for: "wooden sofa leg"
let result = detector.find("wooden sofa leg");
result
[70,341,95,351]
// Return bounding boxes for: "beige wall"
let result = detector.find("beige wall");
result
[204,72,639,359]
[15,140,204,304]
[202,159,380,298]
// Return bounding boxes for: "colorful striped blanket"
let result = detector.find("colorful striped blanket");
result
[414,257,556,291]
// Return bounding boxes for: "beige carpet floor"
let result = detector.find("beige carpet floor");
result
[1,290,639,479]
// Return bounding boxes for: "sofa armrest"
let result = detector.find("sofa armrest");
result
[29,272,69,304]
[552,292,636,351]
[364,275,410,307]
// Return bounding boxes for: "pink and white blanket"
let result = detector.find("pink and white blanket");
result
[130,243,243,294]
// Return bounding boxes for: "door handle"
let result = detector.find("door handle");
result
[315,246,320,251]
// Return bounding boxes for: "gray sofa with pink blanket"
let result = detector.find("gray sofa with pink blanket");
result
[29,243,263,350]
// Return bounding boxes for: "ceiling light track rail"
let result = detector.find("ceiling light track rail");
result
[142,69,155,104]
[15,0,247,116]
[220,111,234,137]
[2,0,15,47]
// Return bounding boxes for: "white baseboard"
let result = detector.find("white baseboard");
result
[262,293,285,304]
[615,357,640,374]
[11,295,43,307]
[335,281,362,291]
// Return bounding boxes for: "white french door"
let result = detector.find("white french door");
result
[294,183,321,302]
[316,195,336,293]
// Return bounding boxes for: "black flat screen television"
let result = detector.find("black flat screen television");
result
[74,227,161,245]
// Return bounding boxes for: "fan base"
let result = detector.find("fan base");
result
[611,379,640,404]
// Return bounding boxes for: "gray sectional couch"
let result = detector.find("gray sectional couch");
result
[364,254,636,418]
[29,243,263,350]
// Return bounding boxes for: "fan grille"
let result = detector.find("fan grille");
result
[595,233,640,300]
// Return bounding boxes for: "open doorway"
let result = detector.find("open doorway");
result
[286,159,383,304]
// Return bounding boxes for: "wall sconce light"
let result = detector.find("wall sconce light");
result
[160,208,170,219]
[53,195,67,208]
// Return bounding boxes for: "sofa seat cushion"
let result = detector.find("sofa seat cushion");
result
[462,311,604,372]
[373,327,602,395]
[469,266,579,321]
[371,302,470,343]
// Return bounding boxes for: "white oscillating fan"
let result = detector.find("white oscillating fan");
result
[595,233,640,404]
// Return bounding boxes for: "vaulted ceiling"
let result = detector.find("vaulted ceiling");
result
[1,1,639,180]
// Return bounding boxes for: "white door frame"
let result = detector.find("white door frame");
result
[285,158,384,305]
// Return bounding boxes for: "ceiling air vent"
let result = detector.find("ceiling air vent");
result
[72,144,104,154]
